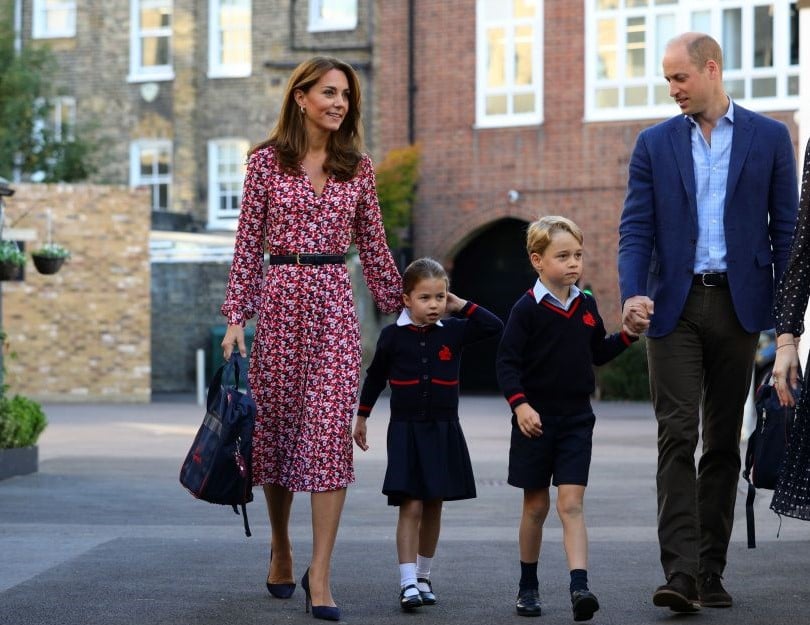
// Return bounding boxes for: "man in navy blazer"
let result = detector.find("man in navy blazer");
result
[618,33,797,613]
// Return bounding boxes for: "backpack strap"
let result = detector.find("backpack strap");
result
[231,503,252,537]
[745,481,756,548]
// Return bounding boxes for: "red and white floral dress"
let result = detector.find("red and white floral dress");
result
[221,146,402,492]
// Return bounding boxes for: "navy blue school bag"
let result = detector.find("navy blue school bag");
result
[180,353,255,536]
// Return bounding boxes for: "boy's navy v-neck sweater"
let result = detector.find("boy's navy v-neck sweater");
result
[496,291,636,416]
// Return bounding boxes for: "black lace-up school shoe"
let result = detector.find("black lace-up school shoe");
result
[699,573,732,608]
[515,588,542,617]
[652,572,701,612]
[571,589,600,621]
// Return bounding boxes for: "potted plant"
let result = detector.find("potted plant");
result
[0,393,47,480]
[0,241,25,281]
[31,242,70,275]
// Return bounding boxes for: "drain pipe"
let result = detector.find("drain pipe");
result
[13,0,22,54]
[407,0,416,144]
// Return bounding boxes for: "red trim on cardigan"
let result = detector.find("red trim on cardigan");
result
[431,378,458,386]
[389,379,420,386]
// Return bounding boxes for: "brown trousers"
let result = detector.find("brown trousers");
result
[647,283,758,580]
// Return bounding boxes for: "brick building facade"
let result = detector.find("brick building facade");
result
[374,0,801,389]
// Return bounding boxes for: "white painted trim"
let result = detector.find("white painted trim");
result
[32,0,76,39]
[308,0,358,32]
[129,0,174,82]
[207,0,252,79]
[206,138,248,231]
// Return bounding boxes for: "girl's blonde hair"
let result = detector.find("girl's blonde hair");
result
[526,215,584,256]
[402,257,448,294]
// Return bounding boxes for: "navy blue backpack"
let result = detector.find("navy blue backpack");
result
[180,353,256,536]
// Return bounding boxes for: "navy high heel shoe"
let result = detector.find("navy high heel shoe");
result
[266,551,296,599]
[302,567,341,621]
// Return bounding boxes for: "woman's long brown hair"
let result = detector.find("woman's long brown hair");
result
[249,57,363,181]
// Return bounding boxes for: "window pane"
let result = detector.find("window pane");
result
[318,0,356,21]
[595,88,618,108]
[141,7,170,29]
[157,150,170,174]
[722,9,741,70]
[142,36,170,66]
[596,0,618,9]
[46,9,71,32]
[221,33,250,65]
[626,17,645,78]
[753,5,773,68]
[654,0,677,4]
[655,14,675,67]
[513,0,535,18]
[513,92,535,113]
[626,0,648,6]
[486,94,507,115]
[690,10,710,33]
[157,184,168,210]
[725,78,744,100]
[625,85,646,106]
[514,25,533,86]
[487,28,506,88]
[140,151,154,177]
[752,77,776,98]
[789,4,799,66]
[788,75,798,96]
[597,19,617,80]
[654,83,670,104]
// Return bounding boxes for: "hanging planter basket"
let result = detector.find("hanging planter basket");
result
[0,260,22,281]
[31,254,65,275]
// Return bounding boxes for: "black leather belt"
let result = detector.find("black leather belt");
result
[268,253,345,266]
[693,272,728,287]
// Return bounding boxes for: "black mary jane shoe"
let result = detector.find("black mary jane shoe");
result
[416,578,436,605]
[571,589,600,622]
[515,587,542,617]
[400,585,424,611]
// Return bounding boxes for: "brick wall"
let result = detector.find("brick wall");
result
[376,0,800,329]
[1,184,151,402]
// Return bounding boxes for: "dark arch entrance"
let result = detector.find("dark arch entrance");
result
[451,218,535,392]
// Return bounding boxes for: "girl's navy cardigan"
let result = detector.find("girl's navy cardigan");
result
[358,302,503,421]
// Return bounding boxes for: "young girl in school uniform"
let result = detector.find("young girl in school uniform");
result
[353,257,503,611]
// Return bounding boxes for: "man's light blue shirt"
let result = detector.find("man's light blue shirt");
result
[532,279,581,311]
[688,98,734,273]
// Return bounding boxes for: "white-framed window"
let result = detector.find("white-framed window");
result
[475,0,544,129]
[128,0,174,82]
[130,140,172,211]
[208,0,251,78]
[585,0,800,122]
[308,0,358,32]
[207,139,249,230]
[33,96,76,143]
[32,0,76,38]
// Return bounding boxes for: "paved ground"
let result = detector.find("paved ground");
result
[1,395,808,625]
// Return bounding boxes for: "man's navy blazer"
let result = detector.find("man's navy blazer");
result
[618,103,798,338]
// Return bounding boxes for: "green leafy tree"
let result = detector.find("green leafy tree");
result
[0,2,98,181]
[375,144,421,249]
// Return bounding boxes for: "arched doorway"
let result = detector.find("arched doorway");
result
[451,218,535,392]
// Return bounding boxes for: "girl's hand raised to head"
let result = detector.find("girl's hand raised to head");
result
[445,292,468,314]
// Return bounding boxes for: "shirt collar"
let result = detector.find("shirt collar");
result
[532,279,581,310]
[686,96,735,126]
[396,309,443,327]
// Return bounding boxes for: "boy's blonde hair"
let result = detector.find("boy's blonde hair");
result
[526,215,584,256]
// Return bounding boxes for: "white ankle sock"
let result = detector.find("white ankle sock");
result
[415,554,432,579]
[399,562,419,596]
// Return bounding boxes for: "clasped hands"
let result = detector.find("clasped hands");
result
[622,295,654,337]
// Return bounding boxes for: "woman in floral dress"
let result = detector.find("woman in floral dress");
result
[771,137,810,522]
[221,57,402,619]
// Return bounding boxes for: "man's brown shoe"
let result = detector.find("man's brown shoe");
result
[652,573,701,613]
[699,573,732,608]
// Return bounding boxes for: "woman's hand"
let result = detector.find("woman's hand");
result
[353,416,369,451]
[445,292,468,314]
[222,324,247,359]
[772,334,800,407]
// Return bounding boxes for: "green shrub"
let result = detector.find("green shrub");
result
[597,337,651,401]
[0,394,47,448]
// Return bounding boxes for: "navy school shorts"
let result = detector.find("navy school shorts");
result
[507,410,596,489]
